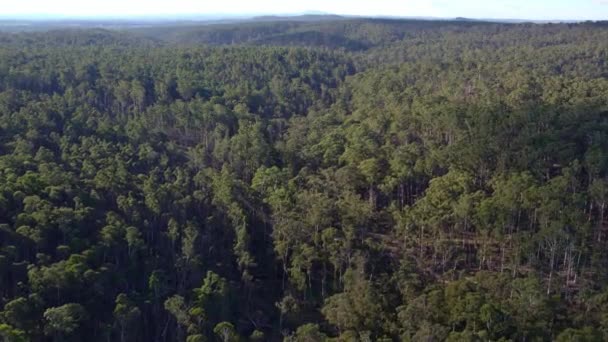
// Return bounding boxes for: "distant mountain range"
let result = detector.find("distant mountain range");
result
[251,14,346,22]
[0,13,591,32]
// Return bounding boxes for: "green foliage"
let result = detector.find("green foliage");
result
[0,17,608,342]
[114,293,141,341]
[213,322,237,342]
[0,324,27,342]
[322,261,384,334]
[287,323,328,342]
[556,327,603,342]
[43,303,88,337]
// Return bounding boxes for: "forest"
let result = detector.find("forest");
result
[1,17,608,341]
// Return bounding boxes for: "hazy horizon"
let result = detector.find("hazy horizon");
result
[1,0,607,21]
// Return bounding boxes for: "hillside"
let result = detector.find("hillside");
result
[0,17,608,342]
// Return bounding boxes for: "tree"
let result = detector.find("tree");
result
[0,324,27,342]
[43,303,88,340]
[1,18,608,342]
[194,271,232,325]
[164,295,192,341]
[113,293,141,342]
[288,323,328,342]
[2,297,39,333]
[555,327,603,342]
[322,259,384,334]
[213,322,237,342]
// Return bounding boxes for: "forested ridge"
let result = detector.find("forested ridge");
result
[1,18,608,341]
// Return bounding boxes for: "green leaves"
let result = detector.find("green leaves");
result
[164,295,191,328]
[288,323,328,342]
[113,293,141,341]
[213,322,237,342]
[194,271,231,323]
[0,324,27,342]
[43,303,88,337]
[1,17,608,342]
[322,261,384,334]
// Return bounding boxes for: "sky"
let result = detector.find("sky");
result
[1,0,607,20]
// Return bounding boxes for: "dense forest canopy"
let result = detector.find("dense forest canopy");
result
[1,17,608,341]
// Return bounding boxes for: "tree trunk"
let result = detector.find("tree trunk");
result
[547,243,556,295]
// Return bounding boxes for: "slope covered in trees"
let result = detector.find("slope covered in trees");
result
[1,18,608,341]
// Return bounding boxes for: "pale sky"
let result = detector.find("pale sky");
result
[1,0,607,20]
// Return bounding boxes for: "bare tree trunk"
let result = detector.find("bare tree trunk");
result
[547,243,556,295]
[599,202,605,243]
[500,243,505,273]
